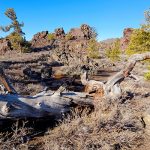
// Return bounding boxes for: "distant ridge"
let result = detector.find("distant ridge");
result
[101,38,120,44]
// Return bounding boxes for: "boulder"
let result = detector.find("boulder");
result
[41,66,52,79]
[31,31,47,40]
[23,67,41,80]
[31,31,54,51]
[120,28,134,51]
[68,24,93,40]
[80,24,94,40]
[69,28,85,40]
[54,28,65,39]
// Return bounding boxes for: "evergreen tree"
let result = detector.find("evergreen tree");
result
[0,8,31,53]
[126,8,150,55]
[105,39,121,61]
[0,8,24,35]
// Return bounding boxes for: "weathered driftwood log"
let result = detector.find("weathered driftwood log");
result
[81,52,150,99]
[0,86,93,119]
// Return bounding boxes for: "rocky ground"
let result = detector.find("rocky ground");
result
[0,48,149,150]
[0,26,150,150]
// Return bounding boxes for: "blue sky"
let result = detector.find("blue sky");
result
[0,0,149,41]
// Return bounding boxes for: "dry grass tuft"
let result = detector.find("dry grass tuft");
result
[0,121,33,150]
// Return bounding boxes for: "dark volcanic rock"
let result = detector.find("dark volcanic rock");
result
[120,28,134,51]
[0,38,12,54]
[31,31,54,51]
[80,24,92,40]
[69,28,85,40]
[68,24,94,40]
[30,25,96,66]
[41,66,52,79]
[54,28,65,39]
[31,25,94,52]
[51,39,88,66]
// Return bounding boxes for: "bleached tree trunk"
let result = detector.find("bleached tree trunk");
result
[81,52,150,99]
[0,86,93,119]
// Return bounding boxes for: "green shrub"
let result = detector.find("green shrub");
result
[21,40,31,53]
[7,32,31,53]
[126,8,150,55]
[144,71,150,80]
[144,65,150,81]
[105,39,121,61]
[65,33,74,40]
[87,38,100,59]
[47,33,55,40]
[126,29,150,55]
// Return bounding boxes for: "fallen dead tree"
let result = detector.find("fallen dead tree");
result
[81,52,150,99]
[0,86,93,119]
[0,52,150,120]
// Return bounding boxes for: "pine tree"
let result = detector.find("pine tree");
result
[0,8,31,53]
[0,8,24,35]
[126,8,150,55]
